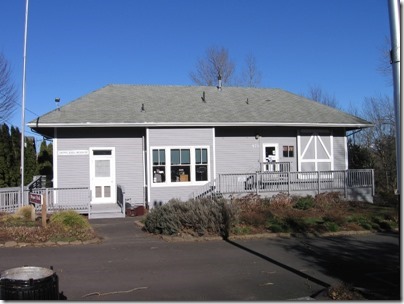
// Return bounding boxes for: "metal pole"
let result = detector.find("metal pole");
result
[387,0,401,195]
[20,0,29,206]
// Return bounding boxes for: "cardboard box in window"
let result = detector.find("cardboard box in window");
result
[180,174,189,182]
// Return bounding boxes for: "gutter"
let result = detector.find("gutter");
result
[28,121,373,129]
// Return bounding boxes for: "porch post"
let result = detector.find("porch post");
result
[317,171,320,194]
[255,172,259,195]
[344,170,348,199]
[287,172,291,195]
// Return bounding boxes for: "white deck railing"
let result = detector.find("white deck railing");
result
[193,169,374,201]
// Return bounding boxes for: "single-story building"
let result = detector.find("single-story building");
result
[28,84,373,218]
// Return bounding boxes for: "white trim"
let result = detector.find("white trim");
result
[344,135,348,170]
[262,143,279,171]
[146,128,150,206]
[142,135,146,204]
[212,128,216,181]
[297,130,301,171]
[28,121,373,128]
[300,135,314,159]
[298,130,334,171]
[53,128,58,188]
[262,143,279,162]
[89,147,116,204]
[150,145,210,187]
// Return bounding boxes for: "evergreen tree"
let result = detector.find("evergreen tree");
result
[37,140,53,187]
[0,124,13,187]
[24,137,37,185]
[10,126,21,186]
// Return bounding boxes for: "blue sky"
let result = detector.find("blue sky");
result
[0,0,393,140]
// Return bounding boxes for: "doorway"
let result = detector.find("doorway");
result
[90,148,116,204]
[262,144,279,171]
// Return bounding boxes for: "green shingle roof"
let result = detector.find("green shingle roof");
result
[28,84,371,129]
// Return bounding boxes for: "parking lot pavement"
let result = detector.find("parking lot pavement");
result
[0,218,400,301]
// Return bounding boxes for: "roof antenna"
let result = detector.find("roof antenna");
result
[55,97,60,111]
[217,73,222,91]
[201,91,206,102]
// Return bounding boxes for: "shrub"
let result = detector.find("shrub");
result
[266,217,290,233]
[14,205,36,221]
[269,193,294,209]
[50,210,91,230]
[323,221,340,232]
[143,198,237,237]
[143,203,181,235]
[47,210,96,241]
[314,192,343,210]
[347,215,372,230]
[293,196,315,210]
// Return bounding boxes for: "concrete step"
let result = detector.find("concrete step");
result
[89,203,125,219]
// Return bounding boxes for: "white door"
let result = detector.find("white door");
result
[90,148,116,204]
[262,144,279,171]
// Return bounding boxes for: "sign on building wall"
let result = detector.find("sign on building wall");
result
[58,150,89,156]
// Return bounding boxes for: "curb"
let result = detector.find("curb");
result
[0,237,102,248]
[136,219,378,242]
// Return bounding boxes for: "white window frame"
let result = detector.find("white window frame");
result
[150,146,210,187]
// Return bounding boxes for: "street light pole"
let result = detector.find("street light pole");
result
[20,0,29,206]
[387,0,401,196]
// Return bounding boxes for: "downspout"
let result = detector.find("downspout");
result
[146,128,150,207]
[142,134,146,207]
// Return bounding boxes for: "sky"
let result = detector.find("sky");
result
[0,0,394,142]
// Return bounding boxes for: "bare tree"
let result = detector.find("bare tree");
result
[189,46,235,86]
[306,85,339,109]
[0,53,17,122]
[377,36,393,86]
[239,53,262,87]
[356,95,396,196]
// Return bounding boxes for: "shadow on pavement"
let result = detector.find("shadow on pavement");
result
[277,232,400,300]
[223,238,331,299]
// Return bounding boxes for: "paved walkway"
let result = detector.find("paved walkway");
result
[0,217,400,300]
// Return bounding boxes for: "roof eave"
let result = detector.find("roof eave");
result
[28,121,373,129]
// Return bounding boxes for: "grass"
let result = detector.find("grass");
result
[143,192,399,237]
[0,208,97,243]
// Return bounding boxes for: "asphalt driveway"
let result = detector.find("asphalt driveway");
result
[0,217,400,300]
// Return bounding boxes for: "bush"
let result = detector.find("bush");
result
[266,217,290,233]
[15,205,36,221]
[323,221,340,232]
[269,193,294,209]
[347,215,372,230]
[293,196,315,210]
[47,210,95,241]
[50,210,91,230]
[143,198,236,237]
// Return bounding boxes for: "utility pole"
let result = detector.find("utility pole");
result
[20,0,29,206]
[387,0,401,203]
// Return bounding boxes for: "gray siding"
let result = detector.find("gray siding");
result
[215,127,298,174]
[333,129,347,170]
[56,128,145,206]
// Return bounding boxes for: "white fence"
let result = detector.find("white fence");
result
[0,187,90,214]
[193,169,375,202]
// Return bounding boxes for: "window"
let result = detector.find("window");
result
[171,149,190,182]
[152,149,166,183]
[195,148,208,181]
[283,145,294,157]
[151,147,209,184]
